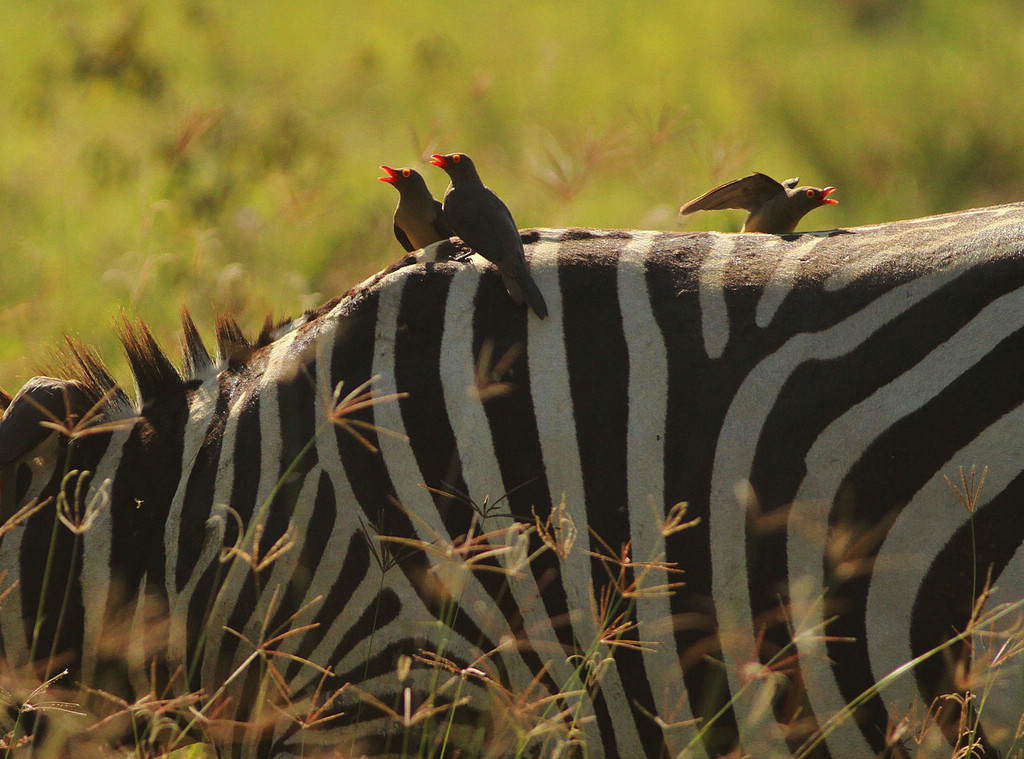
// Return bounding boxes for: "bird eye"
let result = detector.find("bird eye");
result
[805,189,815,198]
[402,169,411,177]
[452,154,461,163]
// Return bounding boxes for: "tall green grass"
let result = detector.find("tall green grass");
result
[3,1,1024,388]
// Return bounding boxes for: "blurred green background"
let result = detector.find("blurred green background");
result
[2,0,1023,390]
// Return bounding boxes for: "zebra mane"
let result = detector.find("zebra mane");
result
[4,238,597,418]
[49,336,126,411]
[41,307,301,417]
[117,316,186,407]
[14,246,415,419]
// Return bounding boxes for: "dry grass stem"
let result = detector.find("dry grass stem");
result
[472,340,523,402]
[944,465,988,514]
[325,376,409,453]
[533,498,576,560]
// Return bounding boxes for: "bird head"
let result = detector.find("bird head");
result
[786,185,839,220]
[430,152,478,183]
[378,165,420,185]
[803,185,838,207]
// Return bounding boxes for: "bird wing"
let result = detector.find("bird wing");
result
[393,224,415,253]
[432,199,454,239]
[781,177,800,189]
[443,186,522,266]
[680,173,785,214]
[442,185,548,318]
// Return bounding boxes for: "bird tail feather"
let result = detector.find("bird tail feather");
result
[500,270,526,305]
[522,275,548,319]
[501,269,547,319]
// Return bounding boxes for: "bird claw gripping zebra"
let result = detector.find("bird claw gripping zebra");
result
[3,205,1024,758]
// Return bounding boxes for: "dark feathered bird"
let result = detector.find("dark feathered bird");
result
[679,172,837,234]
[379,165,453,252]
[430,152,548,319]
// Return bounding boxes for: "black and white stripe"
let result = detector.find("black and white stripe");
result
[2,204,1024,758]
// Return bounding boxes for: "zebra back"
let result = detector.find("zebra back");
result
[1,205,1024,758]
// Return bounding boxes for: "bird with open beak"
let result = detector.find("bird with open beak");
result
[379,165,453,252]
[680,172,837,234]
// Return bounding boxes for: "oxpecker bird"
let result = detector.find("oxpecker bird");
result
[379,165,453,252]
[680,172,837,234]
[430,152,548,319]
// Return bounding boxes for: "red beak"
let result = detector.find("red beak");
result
[378,165,398,183]
[821,187,838,205]
[430,154,447,168]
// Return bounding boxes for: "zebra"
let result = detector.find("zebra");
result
[2,203,1024,758]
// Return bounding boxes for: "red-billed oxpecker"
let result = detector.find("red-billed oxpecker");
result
[430,152,548,319]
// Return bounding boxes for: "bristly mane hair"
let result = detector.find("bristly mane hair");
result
[3,251,412,421]
[214,313,253,369]
[179,307,213,378]
[116,316,185,407]
[31,307,294,420]
[50,337,127,411]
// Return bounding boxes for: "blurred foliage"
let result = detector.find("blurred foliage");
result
[1,0,1024,389]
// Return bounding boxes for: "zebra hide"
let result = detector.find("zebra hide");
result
[1,204,1024,758]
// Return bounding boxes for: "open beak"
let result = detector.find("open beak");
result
[429,154,447,168]
[378,165,398,183]
[821,187,838,205]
